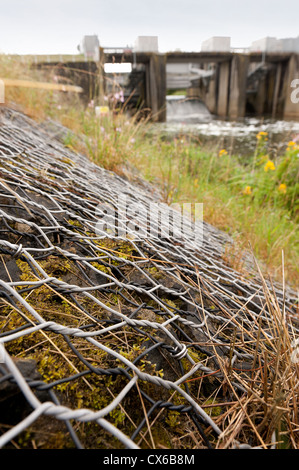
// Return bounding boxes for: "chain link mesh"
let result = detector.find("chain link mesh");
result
[0,107,297,449]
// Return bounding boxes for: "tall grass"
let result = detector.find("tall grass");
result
[128,132,298,285]
[0,54,298,285]
[0,54,61,120]
[194,261,299,449]
[0,54,298,449]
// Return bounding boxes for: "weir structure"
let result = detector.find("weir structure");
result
[101,49,299,122]
[33,49,299,122]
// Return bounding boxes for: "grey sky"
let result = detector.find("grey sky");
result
[0,0,298,54]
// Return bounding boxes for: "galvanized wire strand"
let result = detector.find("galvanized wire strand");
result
[0,106,298,449]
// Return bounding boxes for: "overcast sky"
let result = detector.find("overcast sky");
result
[0,0,298,54]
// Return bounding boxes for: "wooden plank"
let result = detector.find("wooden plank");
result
[98,48,106,104]
[2,78,83,93]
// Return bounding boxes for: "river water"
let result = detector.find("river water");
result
[155,96,299,157]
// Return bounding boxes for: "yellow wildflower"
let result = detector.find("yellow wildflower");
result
[278,183,287,194]
[256,131,268,140]
[219,149,228,157]
[243,186,252,195]
[258,154,269,164]
[264,160,276,172]
[286,141,298,151]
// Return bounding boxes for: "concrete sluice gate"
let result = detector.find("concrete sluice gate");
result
[0,107,297,449]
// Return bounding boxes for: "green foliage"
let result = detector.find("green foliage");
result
[204,399,222,417]
[247,134,299,219]
[127,130,298,284]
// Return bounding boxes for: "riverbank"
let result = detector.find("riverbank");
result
[1,54,298,286]
[59,106,298,287]
[0,55,298,449]
[0,105,298,450]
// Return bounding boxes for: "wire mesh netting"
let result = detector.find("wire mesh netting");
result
[0,106,298,449]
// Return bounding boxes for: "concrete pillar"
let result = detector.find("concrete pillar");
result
[204,66,218,115]
[147,54,166,122]
[272,63,282,119]
[265,69,276,115]
[228,54,249,119]
[283,54,299,120]
[217,61,230,117]
[255,76,267,116]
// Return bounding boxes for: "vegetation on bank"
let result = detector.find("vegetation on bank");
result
[0,54,298,286]
[0,54,298,450]
[56,102,299,286]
